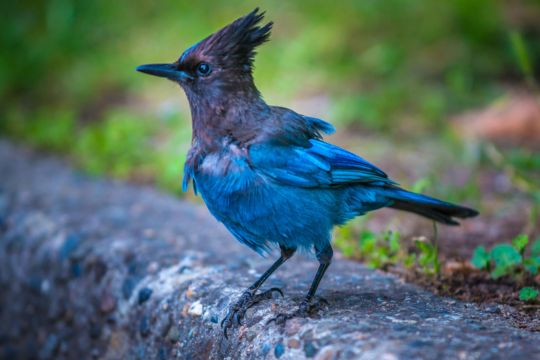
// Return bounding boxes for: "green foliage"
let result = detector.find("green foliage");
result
[490,244,522,279]
[3,0,538,132]
[512,234,529,255]
[358,230,401,269]
[3,109,76,152]
[509,31,536,88]
[484,144,540,223]
[524,237,540,275]
[471,246,490,271]
[347,227,443,276]
[411,177,432,194]
[518,287,539,302]
[414,236,440,276]
[532,239,540,258]
[73,109,156,178]
[471,234,540,279]
[333,223,358,258]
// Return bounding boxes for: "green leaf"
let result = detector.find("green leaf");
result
[519,287,539,302]
[403,254,416,268]
[471,246,490,270]
[359,231,376,254]
[510,31,535,84]
[531,239,540,258]
[490,244,522,268]
[415,240,433,255]
[524,257,540,275]
[490,265,509,279]
[511,234,529,253]
[388,231,400,253]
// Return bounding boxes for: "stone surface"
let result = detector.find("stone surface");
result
[0,139,539,360]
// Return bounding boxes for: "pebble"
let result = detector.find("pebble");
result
[138,287,153,304]
[285,318,302,336]
[100,292,117,314]
[70,262,82,277]
[274,342,285,358]
[59,234,81,260]
[261,343,271,357]
[287,338,301,349]
[188,300,203,316]
[315,347,337,360]
[304,341,318,358]
[210,314,219,324]
[122,276,140,299]
[245,330,257,341]
[139,315,150,337]
[166,326,181,343]
[185,286,194,298]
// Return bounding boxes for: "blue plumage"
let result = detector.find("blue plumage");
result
[137,8,478,333]
[185,132,467,255]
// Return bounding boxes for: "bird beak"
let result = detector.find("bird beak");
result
[136,63,193,81]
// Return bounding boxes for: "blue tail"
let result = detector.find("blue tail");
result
[385,187,478,225]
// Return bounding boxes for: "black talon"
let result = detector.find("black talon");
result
[220,311,230,328]
[268,287,284,297]
[220,246,296,339]
[233,311,241,326]
[220,287,286,338]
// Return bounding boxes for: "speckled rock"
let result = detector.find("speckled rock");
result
[0,140,539,360]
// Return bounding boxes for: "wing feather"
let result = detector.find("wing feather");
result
[249,139,396,188]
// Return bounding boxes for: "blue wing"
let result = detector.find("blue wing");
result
[249,139,396,188]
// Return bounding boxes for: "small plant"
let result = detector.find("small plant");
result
[414,237,440,275]
[352,226,442,276]
[411,223,441,275]
[519,287,539,302]
[471,234,540,279]
[358,230,401,269]
[490,244,523,279]
[471,246,491,271]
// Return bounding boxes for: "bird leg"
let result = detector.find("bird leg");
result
[268,244,332,325]
[221,245,296,338]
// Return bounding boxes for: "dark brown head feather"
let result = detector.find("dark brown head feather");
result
[180,8,272,72]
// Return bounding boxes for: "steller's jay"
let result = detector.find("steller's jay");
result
[137,8,478,337]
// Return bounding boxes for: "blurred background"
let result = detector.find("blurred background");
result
[1,0,539,258]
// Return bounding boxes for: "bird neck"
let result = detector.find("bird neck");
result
[187,84,269,151]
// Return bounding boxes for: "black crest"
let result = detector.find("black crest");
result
[190,8,272,71]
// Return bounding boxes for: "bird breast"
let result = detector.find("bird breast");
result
[199,142,246,176]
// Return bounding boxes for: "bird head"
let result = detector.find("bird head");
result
[137,8,272,101]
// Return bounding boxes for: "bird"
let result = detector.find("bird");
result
[137,8,478,337]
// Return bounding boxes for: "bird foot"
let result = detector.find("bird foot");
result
[267,297,329,325]
[221,287,283,338]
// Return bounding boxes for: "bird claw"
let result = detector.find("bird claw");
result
[221,287,283,338]
[267,297,328,326]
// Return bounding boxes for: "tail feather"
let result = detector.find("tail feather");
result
[386,188,478,226]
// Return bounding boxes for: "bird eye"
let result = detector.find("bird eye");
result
[196,63,212,77]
